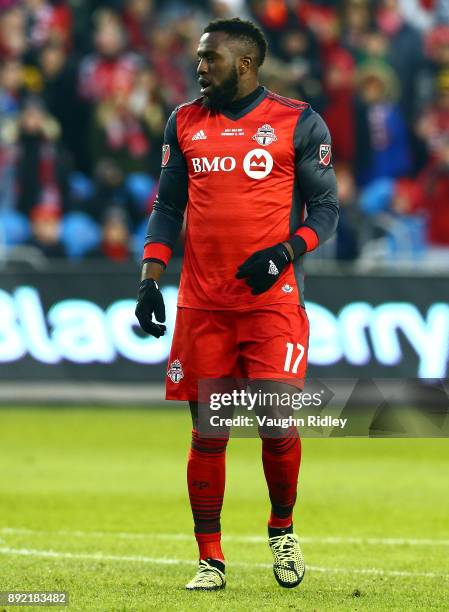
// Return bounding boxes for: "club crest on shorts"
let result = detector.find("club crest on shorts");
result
[167,359,184,383]
[282,284,293,294]
[253,124,277,146]
[161,144,170,167]
[319,144,331,166]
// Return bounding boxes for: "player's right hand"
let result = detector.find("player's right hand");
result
[135,279,166,337]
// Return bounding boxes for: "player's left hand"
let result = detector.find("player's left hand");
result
[235,243,292,295]
[135,279,166,337]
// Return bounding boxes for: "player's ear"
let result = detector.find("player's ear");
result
[239,55,252,74]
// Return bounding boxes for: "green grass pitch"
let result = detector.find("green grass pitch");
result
[0,407,448,611]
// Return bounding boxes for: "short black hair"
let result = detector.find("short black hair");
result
[203,18,268,67]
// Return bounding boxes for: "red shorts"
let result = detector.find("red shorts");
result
[166,304,309,401]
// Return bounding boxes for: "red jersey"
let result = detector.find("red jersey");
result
[144,87,339,310]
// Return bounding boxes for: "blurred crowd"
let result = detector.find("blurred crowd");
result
[1,0,449,266]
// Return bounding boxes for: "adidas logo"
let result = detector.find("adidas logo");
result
[192,130,207,141]
[268,260,279,275]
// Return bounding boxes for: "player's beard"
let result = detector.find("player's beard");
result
[202,65,239,111]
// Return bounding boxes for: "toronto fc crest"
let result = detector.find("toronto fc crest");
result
[167,359,184,383]
[252,124,278,146]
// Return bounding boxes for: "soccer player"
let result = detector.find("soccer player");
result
[135,18,339,591]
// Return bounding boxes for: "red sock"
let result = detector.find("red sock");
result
[261,427,301,528]
[268,512,293,529]
[195,532,224,561]
[187,429,228,560]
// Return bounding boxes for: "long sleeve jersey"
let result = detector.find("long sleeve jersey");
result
[143,86,339,309]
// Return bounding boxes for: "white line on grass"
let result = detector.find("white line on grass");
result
[2,527,449,547]
[0,547,447,580]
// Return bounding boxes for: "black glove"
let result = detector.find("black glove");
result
[235,243,292,295]
[135,279,166,337]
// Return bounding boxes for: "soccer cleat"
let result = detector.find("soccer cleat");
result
[185,558,226,591]
[268,532,305,588]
